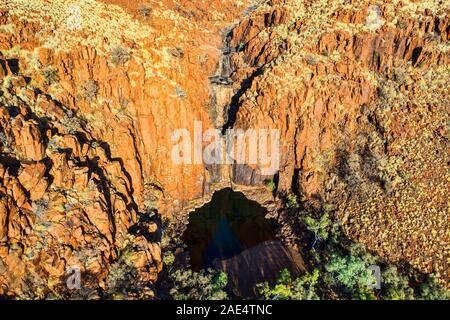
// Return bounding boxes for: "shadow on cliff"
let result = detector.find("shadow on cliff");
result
[129,209,163,243]
[221,66,264,134]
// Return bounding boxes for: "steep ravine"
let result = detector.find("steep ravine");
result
[164,0,278,249]
[0,0,448,299]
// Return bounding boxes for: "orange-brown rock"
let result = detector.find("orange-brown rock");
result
[0,0,448,297]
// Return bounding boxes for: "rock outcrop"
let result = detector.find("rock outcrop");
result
[0,55,164,297]
[221,1,449,286]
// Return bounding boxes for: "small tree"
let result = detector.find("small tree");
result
[304,213,332,248]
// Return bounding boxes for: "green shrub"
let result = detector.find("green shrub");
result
[381,266,414,300]
[105,243,152,299]
[82,80,98,102]
[286,193,299,209]
[106,259,137,296]
[163,251,175,266]
[304,213,332,242]
[60,111,82,134]
[257,268,320,300]
[41,66,59,86]
[213,272,228,290]
[169,269,228,300]
[265,180,276,192]
[418,275,450,300]
[325,253,376,299]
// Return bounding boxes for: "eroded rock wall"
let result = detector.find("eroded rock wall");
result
[0,0,251,298]
[222,0,449,285]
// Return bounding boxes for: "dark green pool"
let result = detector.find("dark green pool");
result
[182,188,278,271]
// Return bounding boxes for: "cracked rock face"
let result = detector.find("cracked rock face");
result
[0,0,251,298]
[0,56,163,297]
[224,1,449,286]
[0,0,449,297]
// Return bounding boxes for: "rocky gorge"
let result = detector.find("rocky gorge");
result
[0,0,448,299]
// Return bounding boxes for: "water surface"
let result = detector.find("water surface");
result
[182,188,277,270]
